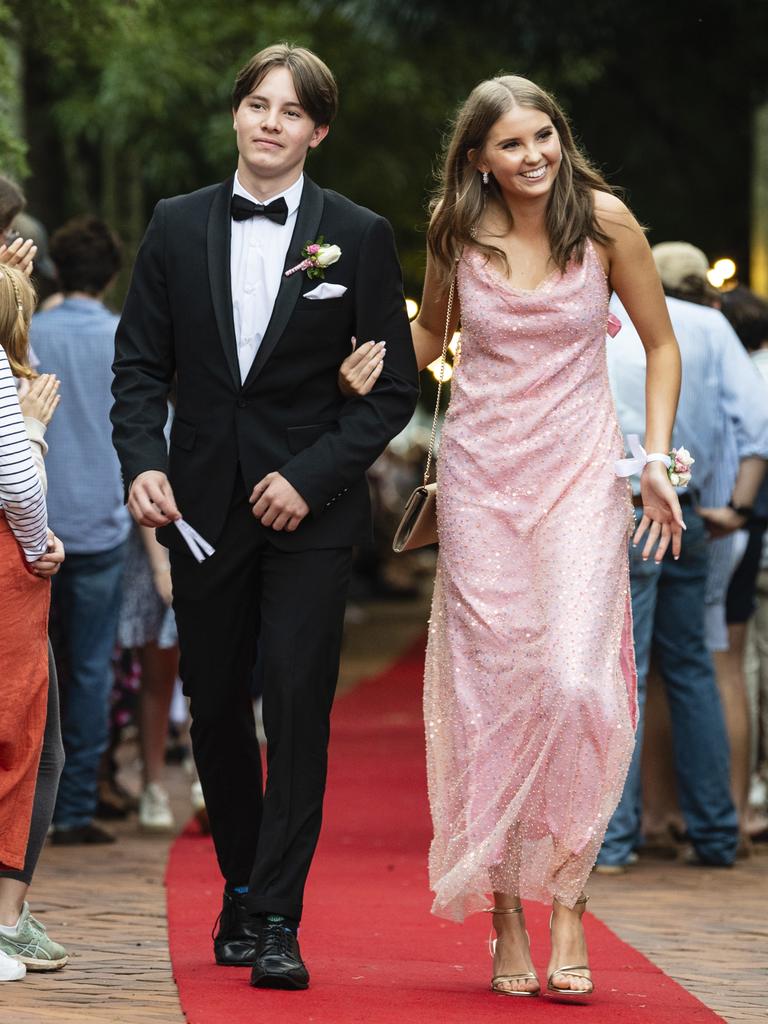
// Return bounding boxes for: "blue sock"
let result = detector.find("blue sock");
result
[232,885,249,895]
[266,913,299,935]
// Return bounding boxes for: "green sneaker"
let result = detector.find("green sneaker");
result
[0,903,68,970]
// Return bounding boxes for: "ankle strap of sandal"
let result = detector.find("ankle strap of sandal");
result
[485,905,524,914]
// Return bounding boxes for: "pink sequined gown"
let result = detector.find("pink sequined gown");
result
[424,240,637,921]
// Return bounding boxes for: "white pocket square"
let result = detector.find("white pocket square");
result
[303,283,347,300]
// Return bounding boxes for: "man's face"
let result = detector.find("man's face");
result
[233,65,328,183]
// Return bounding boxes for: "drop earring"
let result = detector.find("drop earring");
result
[482,171,489,186]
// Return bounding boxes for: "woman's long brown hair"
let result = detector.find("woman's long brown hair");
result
[428,75,619,286]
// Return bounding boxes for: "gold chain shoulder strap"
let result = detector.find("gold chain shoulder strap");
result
[422,272,457,485]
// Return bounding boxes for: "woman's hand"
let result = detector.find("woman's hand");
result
[634,461,685,562]
[31,530,65,577]
[19,373,60,426]
[338,338,385,397]
[0,236,37,277]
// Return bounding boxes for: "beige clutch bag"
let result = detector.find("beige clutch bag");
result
[392,275,456,554]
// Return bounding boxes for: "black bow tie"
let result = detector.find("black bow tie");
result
[230,194,289,226]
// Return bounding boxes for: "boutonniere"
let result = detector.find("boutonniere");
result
[285,237,342,280]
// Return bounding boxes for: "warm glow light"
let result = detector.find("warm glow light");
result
[428,359,453,383]
[405,298,419,320]
[707,268,725,288]
[713,258,737,281]
[448,331,461,355]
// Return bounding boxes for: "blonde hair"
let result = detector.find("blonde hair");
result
[428,75,618,285]
[0,266,37,379]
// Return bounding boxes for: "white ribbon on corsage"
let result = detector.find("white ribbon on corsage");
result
[174,518,215,563]
[615,434,672,478]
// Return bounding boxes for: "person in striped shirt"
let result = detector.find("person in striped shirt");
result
[0,265,64,981]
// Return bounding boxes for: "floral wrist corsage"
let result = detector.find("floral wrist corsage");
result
[615,434,695,488]
[285,237,342,280]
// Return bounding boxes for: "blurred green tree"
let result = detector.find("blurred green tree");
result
[2,0,767,296]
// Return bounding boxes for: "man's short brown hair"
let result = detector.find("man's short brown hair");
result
[50,217,122,295]
[232,43,338,126]
[0,176,25,233]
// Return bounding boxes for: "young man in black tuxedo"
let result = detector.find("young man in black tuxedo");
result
[111,44,418,990]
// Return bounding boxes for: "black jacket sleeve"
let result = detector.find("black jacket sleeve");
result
[279,215,419,515]
[110,201,175,499]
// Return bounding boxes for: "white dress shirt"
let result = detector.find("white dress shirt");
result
[230,172,304,383]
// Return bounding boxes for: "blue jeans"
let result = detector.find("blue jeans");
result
[599,509,738,866]
[52,542,127,829]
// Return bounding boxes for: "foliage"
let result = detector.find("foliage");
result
[2,0,768,296]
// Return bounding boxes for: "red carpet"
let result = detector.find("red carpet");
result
[167,639,725,1023]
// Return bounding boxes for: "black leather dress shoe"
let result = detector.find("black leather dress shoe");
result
[250,919,309,990]
[213,889,261,966]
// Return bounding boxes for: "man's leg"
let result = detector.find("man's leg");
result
[246,545,353,922]
[52,544,127,832]
[170,488,264,889]
[599,510,660,866]
[653,511,739,865]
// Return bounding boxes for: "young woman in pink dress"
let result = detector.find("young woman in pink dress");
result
[344,74,685,999]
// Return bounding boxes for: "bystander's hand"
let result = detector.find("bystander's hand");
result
[0,236,37,277]
[19,373,60,426]
[697,505,748,539]
[128,470,181,527]
[249,472,309,532]
[338,338,385,397]
[31,530,65,577]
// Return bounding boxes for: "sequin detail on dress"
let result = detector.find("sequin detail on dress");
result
[424,241,637,921]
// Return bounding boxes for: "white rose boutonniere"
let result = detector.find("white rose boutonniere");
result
[285,237,342,280]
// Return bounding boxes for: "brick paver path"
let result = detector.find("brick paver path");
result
[8,599,767,1023]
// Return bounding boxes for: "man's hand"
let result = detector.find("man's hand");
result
[0,237,37,277]
[697,505,748,539]
[249,472,309,532]
[31,530,65,577]
[128,470,181,527]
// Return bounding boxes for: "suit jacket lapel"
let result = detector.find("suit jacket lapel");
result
[207,177,240,389]
[243,176,325,388]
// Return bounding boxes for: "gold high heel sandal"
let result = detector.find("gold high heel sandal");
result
[546,895,594,998]
[486,905,540,997]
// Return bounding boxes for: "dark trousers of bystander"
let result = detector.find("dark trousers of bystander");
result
[599,507,739,866]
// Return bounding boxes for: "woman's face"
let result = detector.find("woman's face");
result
[475,105,562,202]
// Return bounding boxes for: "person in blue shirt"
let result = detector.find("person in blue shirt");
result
[600,242,768,869]
[31,217,130,845]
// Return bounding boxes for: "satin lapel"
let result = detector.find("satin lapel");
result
[206,177,240,389]
[242,177,325,388]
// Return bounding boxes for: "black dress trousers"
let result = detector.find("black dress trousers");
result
[170,476,353,921]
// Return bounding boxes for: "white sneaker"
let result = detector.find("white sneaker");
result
[190,780,210,834]
[138,783,175,833]
[0,948,26,981]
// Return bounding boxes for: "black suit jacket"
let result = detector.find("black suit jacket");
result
[111,176,419,552]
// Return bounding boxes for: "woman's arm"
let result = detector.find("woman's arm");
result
[138,523,173,606]
[0,348,48,560]
[412,250,460,371]
[595,193,685,559]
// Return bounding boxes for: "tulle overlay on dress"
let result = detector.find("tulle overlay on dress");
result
[424,242,637,921]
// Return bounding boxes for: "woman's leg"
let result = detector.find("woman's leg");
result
[547,896,593,994]
[489,891,539,994]
[139,642,179,788]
